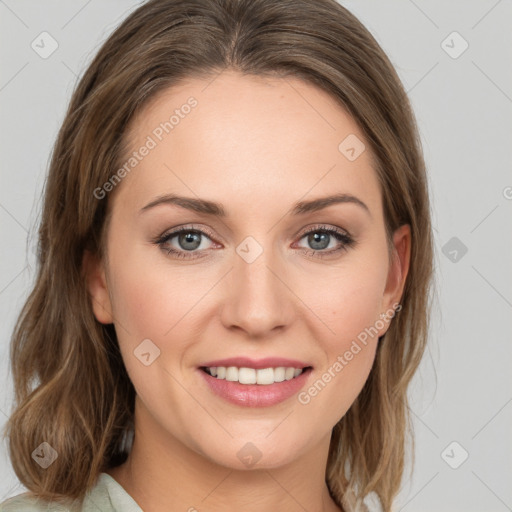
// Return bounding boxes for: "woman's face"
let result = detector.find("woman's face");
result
[87,70,409,470]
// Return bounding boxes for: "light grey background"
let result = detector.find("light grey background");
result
[1,1,511,511]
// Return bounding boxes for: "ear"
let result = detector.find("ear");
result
[82,249,113,324]
[379,224,411,333]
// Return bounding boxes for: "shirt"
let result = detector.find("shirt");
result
[0,473,142,512]
[0,473,383,511]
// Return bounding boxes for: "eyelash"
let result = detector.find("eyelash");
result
[153,224,355,260]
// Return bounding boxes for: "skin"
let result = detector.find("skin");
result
[84,70,410,512]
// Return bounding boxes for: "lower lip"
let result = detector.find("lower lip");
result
[198,367,313,407]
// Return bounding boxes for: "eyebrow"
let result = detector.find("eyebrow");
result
[139,192,371,217]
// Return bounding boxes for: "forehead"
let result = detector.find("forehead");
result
[114,70,382,217]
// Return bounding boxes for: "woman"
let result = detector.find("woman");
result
[1,0,433,510]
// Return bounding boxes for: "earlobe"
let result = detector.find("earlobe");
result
[380,224,411,326]
[82,249,113,324]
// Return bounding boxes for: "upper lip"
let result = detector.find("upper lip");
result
[199,357,312,370]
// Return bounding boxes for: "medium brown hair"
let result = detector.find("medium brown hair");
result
[3,1,434,510]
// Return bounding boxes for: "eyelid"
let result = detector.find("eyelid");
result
[154,223,355,260]
[153,223,219,244]
[154,224,351,245]
[295,223,352,239]
[292,224,355,257]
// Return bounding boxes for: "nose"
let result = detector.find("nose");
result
[220,242,295,338]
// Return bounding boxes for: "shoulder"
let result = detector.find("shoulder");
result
[0,492,78,511]
[0,473,141,512]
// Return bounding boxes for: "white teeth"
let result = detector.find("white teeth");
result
[239,367,257,384]
[273,367,286,382]
[285,367,295,380]
[205,366,306,385]
[256,368,273,385]
[225,366,238,382]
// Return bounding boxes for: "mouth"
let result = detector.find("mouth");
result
[199,365,313,385]
[198,365,314,407]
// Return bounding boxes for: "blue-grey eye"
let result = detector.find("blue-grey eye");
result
[177,231,202,251]
[307,232,331,250]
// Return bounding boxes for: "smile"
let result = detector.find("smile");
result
[198,366,313,407]
[201,366,307,385]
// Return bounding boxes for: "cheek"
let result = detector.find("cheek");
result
[106,243,205,408]
[292,253,387,412]
[107,238,204,338]
[296,268,383,420]
[297,256,388,344]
